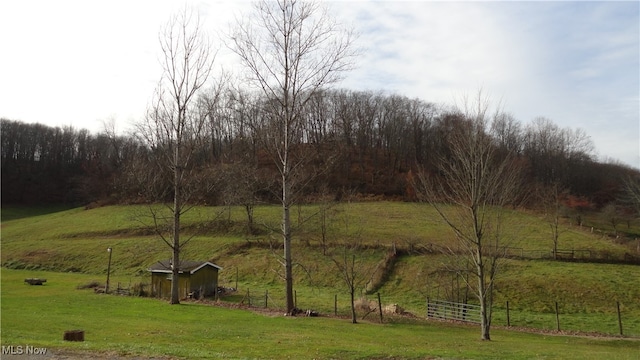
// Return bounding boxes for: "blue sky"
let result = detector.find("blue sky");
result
[1,1,638,168]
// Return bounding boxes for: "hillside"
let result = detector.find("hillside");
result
[2,202,639,336]
[4,101,640,209]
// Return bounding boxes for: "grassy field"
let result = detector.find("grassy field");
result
[1,269,639,359]
[1,203,640,358]
[2,202,636,273]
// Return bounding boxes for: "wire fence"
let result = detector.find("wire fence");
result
[225,287,393,321]
[424,298,634,336]
[502,247,639,264]
[503,247,593,260]
[226,286,637,336]
[239,288,279,309]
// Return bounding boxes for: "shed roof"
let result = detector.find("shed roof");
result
[149,259,222,274]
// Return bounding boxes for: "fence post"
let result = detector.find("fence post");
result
[265,290,268,309]
[334,294,337,316]
[377,292,383,323]
[555,302,560,332]
[247,289,251,306]
[426,297,430,318]
[617,301,623,336]
[506,301,511,327]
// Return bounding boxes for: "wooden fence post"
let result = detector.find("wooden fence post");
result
[377,292,383,323]
[265,290,268,309]
[617,301,623,336]
[334,294,338,316]
[555,302,560,332]
[506,301,511,327]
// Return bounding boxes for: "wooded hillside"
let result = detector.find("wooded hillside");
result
[2,89,638,213]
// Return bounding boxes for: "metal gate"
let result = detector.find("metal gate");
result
[426,299,481,324]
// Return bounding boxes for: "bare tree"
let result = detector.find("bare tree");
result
[230,0,357,314]
[326,197,373,324]
[540,182,568,260]
[316,185,338,255]
[622,175,640,215]
[136,8,216,304]
[415,93,524,340]
[600,203,622,237]
[330,242,375,324]
[214,162,264,233]
[490,112,523,155]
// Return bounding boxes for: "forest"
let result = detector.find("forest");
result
[1,87,638,216]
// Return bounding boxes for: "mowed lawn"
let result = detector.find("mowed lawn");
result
[2,269,639,359]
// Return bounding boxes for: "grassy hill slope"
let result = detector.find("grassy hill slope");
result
[2,202,639,337]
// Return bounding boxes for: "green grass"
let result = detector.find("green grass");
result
[2,269,639,359]
[375,255,640,336]
[1,202,639,344]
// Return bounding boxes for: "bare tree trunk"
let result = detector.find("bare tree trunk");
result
[171,237,180,304]
[476,249,490,340]
[350,287,357,324]
[171,149,182,305]
[330,234,373,324]
[231,0,356,316]
[552,217,559,260]
[541,182,565,261]
[283,179,294,312]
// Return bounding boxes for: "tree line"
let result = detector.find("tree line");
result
[2,89,636,209]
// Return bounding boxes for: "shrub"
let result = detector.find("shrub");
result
[131,282,149,297]
[77,281,101,290]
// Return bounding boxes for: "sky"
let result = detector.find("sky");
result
[1,1,638,169]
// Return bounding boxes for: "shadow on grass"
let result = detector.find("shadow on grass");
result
[1,204,76,222]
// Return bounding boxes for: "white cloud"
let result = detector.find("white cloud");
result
[337,2,539,107]
[1,0,637,168]
[335,1,639,168]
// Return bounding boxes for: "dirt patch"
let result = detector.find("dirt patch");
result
[1,349,178,360]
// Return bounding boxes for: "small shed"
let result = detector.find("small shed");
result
[149,259,222,299]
